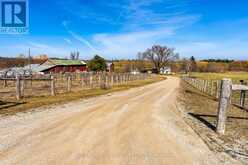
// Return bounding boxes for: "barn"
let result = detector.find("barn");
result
[37,59,87,74]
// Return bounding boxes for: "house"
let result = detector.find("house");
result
[106,62,114,72]
[37,59,87,74]
[130,69,140,75]
[160,66,172,75]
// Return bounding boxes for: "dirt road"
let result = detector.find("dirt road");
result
[0,77,237,164]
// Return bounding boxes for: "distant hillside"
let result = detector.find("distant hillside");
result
[0,57,46,69]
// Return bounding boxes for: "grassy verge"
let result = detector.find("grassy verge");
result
[0,76,165,116]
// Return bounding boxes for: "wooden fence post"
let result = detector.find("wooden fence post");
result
[89,74,93,88]
[216,78,232,135]
[124,74,127,84]
[121,74,123,83]
[119,74,121,84]
[3,79,7,87]
[201,80,204,92]
[21,78,25,97]
[207,81,210,94]
[240,80,246,107]
[30,75,33,87]
[105,74,108,86]
[116,74,119,84]
[16,75,21,100]
[81,74,85,88]
[67,76,71,92]
[216,81,220,99]
[111,74,114,86]
[51,75,55,96]
[98,74,101,87]
[211,81,215,96]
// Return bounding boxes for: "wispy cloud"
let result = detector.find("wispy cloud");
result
[62,21,99,53]
[122,0,197,29]
[68,31,98,53]
[58,0,200,59]
[92,28,175,58]
[59,0,199,30]
[64,38,72,45]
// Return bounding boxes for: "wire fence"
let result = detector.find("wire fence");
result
[0,73,151,101]
[182,76,248,110]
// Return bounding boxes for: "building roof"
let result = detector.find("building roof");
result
[48,59,86,66]
[34,65,54,72]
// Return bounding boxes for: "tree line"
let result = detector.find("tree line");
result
[1,44,247,73]
[170,56,248,73]
[0,57,46,69]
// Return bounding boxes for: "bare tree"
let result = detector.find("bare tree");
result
[140,45,179,73]
[70,52,76,60]
[70,51,80,60]
[181,58,191,74]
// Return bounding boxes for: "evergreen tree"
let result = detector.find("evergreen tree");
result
[88,55,107,71]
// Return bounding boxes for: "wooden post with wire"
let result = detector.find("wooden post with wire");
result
[21,78,25,97]
[240,80,246,107]
[216,78,232,135]
[51,75,55,96]
[16,75,21,100]
[67,76,71,92]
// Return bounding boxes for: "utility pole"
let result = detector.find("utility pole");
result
[28,48,32,75]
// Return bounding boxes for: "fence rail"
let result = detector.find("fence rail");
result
[0,73,151,101]
[182,76,248,135]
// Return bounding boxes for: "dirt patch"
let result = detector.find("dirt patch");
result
[178,80,248,164]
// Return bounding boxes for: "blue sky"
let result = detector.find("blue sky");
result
[1,0,248,60]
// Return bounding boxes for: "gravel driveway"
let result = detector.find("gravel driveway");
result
[0,77,239,164]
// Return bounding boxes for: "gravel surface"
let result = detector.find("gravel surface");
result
[0,77,239,164]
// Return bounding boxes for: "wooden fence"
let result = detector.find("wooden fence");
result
[0,73,151,101]
[182,76,248,135]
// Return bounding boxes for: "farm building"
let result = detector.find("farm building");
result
[160,66,172,75]
[37,59,87,74]
[106,62,115,72]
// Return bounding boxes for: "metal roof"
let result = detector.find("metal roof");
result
[49,59,86,65]
[34,65,55,72]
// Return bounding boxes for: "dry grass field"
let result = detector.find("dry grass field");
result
[189,72,248,82]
